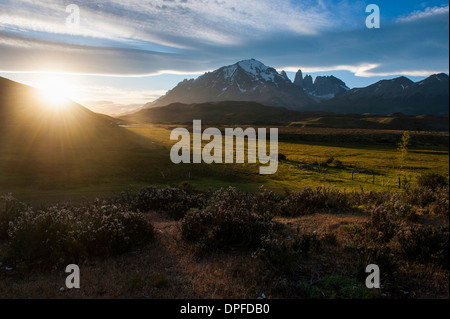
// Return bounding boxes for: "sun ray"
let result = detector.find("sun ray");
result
[36,76,75,111]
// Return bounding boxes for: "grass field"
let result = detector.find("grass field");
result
[125,124,449,193]
[1,123,447,205]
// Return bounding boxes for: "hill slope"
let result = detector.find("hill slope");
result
[0,77,165,189]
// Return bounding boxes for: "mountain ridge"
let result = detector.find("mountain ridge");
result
[134,59,448,116]
[318,73,449,115]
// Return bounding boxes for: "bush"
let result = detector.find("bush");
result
[6,201,155,266]
[278,153,287,161]
[322,156,335,166]
[403,187,437,207]
[131,186,206,220]
[0,194,29,239]
[254,232,334,275]
[363,205,400,244]
[332,159,345,168]
[417,172,448,190]
[385,195,417,222]
[255,236,298,274]
[429,186,449,216]
[181,187,276,252]
[280,187,351,217]
[403,185,449,216]
[397,225,449,267]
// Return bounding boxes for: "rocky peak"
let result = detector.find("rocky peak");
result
[280,71,290,81]
[311,75,350,99]
[302,75,314,92]
[294,70,304,87]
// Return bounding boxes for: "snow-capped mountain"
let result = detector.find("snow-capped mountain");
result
[147,59,315,110]
[137,59,448,116]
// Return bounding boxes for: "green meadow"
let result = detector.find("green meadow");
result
[1,122,448,204]
[125,124,449,193]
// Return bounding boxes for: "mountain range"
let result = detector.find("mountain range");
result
[142,59,449,116]
[318,73,449,114]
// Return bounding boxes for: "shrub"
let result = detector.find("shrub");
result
[417,172,448,190]
[280,187,351,217]
[254,232,334,275]
[322,156,335,166]
[363,205,400,244]
[292,232,322,256]
[356,245,398,282]
[403,187,436,207]
[206,186,282,217]
[332,159,345,168]
[0,194,29,239]
[278,153,287,162]
[385,195,417,222]
[403,185,449,216]
[397,225,449,267]
[6,201,155,266]
[429,186,449,216]
[131,186,206,220]
[181,187,276,252]
[255,236,299,274]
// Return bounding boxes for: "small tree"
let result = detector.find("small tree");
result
[398,131,411,168]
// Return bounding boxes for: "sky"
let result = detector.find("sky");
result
[0,0,448,115]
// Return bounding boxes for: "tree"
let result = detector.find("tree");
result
[398,131,411,168]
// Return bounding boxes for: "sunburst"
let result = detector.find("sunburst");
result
[37,76,75,111]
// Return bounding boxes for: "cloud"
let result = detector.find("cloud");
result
[397,5,449,23]
[281,63,382,77]
[0,0,448,79]
[0,0,339,48]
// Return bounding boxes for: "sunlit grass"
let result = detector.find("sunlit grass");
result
[1,122,448,203]
[125,124,449,193]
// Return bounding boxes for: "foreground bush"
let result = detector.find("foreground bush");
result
[0,194,29,239]
[280,187,351,217]
[417,172,448,190]
[6,201,155,266]
[397,225,449,268]
[123,186,207,220]
[254,232,329,274]
[181,187,277,252]
[404,185,449,216]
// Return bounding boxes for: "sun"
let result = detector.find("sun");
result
[37,77,75,111]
